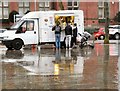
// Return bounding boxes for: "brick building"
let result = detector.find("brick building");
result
[55,1,119,27]
[0,1,119,28]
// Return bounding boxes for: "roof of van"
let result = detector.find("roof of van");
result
[21,10,83,19]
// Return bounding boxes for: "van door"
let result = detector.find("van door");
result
[16,19,38,45]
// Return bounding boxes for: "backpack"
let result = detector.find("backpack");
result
[55,26,61,32]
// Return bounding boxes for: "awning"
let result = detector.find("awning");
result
[55,13,74,16]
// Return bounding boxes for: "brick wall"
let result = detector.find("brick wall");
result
[1,1,119,28]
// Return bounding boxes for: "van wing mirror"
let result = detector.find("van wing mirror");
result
[16,27,22,33]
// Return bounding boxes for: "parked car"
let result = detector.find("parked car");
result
[109,25,120,40]
[93,28,105,40]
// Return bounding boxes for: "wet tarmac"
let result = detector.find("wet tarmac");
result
[0,43,120,90]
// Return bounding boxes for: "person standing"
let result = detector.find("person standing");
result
[52,22,61,50]
[72,23,78,47]
[65,22,72,49]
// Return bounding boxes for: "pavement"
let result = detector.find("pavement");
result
[92,40,120,44]
[0,40,119,49]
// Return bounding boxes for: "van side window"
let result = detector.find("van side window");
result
[16,21,34,34]
[27,21,34,31]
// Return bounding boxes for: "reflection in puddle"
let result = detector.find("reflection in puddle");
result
[95,44,119,56]
[0,60,1,90]
[118,57,120,90]
[23,49,84,76]
[2,48,87,76]
[109,44,118,56]
[5,50,24,59]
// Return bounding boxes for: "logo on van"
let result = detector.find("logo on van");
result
[44,19,48,22]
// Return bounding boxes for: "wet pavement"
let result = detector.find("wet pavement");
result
[0,43,120,90]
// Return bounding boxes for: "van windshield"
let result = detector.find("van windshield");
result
[10,20,24,29]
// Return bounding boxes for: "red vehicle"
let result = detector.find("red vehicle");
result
[93,28,105,40]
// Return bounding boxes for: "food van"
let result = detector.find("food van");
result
[1,10,84,50]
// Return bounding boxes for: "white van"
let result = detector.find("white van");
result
[1,10,84,50]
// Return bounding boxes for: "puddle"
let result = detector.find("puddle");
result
[1,44,119,89]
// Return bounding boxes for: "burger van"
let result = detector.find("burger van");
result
[1,10,84,50]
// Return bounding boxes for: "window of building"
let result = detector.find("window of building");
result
[98,1,104,7]
[98,1,104,19]
[68,7,72,10]
[98,8,104,19]
[98,1,110,19]
[0,2,9,19]
[68,2,72,6]
[74,2,78,6]
[39,2,49,11]
[68,1,78,10]
[19,2,30,15]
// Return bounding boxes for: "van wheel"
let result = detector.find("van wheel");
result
[12,39,23,50]
[114,33,120,40]
[99,35,105,40]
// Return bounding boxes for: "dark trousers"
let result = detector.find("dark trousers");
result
[71,36,76,47]
[73,36,77,45]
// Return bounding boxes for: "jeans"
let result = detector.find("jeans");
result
[66,35,72,48]
[55,34,61,48]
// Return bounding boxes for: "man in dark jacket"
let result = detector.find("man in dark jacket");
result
[72,23,78,47]
[65,23,72,49]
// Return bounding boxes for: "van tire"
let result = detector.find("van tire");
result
[99,35,105,40]
[114,33,120,40]
[12,39,23,50]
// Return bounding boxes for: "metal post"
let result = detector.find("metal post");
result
[35,0,36,11]
[104,1,109,44]
[119,1,120,11]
